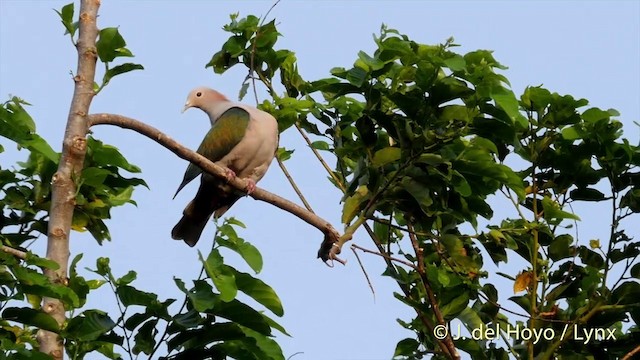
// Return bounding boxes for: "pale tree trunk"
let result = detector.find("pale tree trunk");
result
[36,1,100,358]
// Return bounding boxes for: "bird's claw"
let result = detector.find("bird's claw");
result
[245,179,257,195]
[224,168,236,182]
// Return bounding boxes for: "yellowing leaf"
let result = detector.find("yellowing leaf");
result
[372,147,401,167]
[489,229,505,243]
[341,186,369,225]
[513,271,533,293]
[589,239,601,249]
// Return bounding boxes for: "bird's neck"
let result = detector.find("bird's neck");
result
[204,101,234,125]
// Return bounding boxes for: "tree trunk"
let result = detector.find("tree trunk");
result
[36,1,100,358]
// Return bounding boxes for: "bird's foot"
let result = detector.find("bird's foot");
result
[245,179,257,195]
[224,168,236,182]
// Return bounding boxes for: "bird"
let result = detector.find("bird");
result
[171,87,279,246]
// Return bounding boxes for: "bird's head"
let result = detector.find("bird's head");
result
[182,87,229,113]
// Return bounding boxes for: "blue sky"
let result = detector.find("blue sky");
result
[1,1,639,359]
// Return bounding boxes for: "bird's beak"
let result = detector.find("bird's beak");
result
[181,102,191,113]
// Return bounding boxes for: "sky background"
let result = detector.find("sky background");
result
[1,1,639,359]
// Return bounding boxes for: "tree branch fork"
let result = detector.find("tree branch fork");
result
[88,113,342,262]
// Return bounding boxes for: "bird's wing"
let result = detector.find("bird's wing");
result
[173,106,250,197]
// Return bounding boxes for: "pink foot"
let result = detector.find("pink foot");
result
[245,179,256,195]
[224,168,236,182]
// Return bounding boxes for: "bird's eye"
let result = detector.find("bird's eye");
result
[196,92,202,97]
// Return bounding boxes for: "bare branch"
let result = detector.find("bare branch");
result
[0,245,27,259]
[88,113,342,255]
[38,1,100,358]
[275,157,315,213]
[407,222,460,360]
[622,344,640,360]
[350,245,375,300]
[350,244,416,269]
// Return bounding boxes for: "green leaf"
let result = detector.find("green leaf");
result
[233,270,284,317]
[276,147,294,161]
[239,326,285,360]
[88,137,141,173]
[167,323,245,351]
[96,27,132,62]
[372,147,401,167]
[561,126,581,140]
[579,246,605,269]
[443,55,466,71]
[521,86,551,112]
[440,292,469,319]
[201,249,237,302]
[54,3,76,37]
[103,63,144,85]
[582,107,611,122]
[117,285,158,307]
[541,196,581,223]
[107,186,135,206]
[570,188,606,201]
[255,20,279,49]
[357,51,385,71]
[172,309,203,329]
[238,79,250,101]
[548,234,574,261]
[310,140,330,151]
[402,178,433,214]
[174,278,216,312]
[2,307,59,332]
[209,299,272,336]
[631,262,640,279]
[393,338,419,357]
[458,307,484,332]
[25,253,60,270]
[116,271,137,286]
[492,87,528,128]
[133,319,158,355]
[612,281,640,305]
[94,257,112,277]
[217,237,263,274]
[346,66,368,87]
[65,310,116,341]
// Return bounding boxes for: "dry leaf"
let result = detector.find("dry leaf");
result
[513,271,533,293]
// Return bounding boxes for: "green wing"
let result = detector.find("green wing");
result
[173,107,250,197]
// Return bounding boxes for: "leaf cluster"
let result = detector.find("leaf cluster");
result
[209,14,640,359]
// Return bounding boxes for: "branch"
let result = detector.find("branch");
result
[88,113,342,260]
[622,344,640,360]
[0,245,27,259]
[38,1,100,358]
[407,222,459,360]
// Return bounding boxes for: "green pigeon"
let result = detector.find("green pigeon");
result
[171,87,279,246]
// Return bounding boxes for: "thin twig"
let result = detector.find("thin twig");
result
[351,244,416,269]
[370,217,431,237]
[294,123,346,192]
[276,157,314,213]
[351,246,375,300]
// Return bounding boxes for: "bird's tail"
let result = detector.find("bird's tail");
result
[171,176,241,246]
[171,205,209,247]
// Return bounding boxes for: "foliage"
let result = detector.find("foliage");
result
[1,2,638,360]
[207,13,640,359]
[1,3,286,360]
